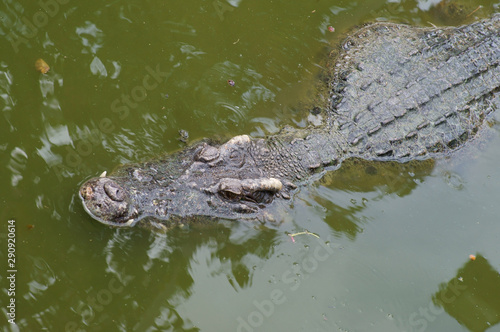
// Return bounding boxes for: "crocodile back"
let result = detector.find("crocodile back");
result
[330,14,500,161]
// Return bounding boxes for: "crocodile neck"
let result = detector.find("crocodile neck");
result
[249,122,346,183]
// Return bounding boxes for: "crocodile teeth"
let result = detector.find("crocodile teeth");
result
[124,219,135,226]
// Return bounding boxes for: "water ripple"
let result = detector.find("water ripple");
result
[75,21,104,55]
[0,62,15,131]
[7,147,28,187]
[25,256,56,300]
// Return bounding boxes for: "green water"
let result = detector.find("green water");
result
[1,0,500,331]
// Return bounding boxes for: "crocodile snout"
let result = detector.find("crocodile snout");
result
[79,177,137,226]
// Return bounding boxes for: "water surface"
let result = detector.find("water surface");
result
[1,0,500,331]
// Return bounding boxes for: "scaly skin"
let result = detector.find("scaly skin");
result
[80,14,500,229]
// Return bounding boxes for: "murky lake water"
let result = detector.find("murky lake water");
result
[1,0,500,331]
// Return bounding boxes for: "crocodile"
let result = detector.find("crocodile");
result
[79,14,500,229]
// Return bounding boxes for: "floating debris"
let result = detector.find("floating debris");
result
[466,5,482,17]
[227,79,235,86]
[178,129,189,143]
[35,58,50,74]
[288,230,320,242]
[328,26,335,32]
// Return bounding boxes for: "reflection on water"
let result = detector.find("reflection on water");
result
[433,255,500,332]
[75,21,104,55]
[320,159,435,196]
[6,147,28,187]
[26,256,56,299]
[311,159,435,238]
[0,62,15,131]
[194,60,277,127]
[73,224,282,331]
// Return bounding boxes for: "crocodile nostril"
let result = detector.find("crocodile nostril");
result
[103,181,126,202]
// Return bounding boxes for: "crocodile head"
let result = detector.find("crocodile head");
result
[79,135,288,227]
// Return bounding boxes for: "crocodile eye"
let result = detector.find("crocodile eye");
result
[229,149,245,167]
[220,190,241,201]
[247,190,274,204]
[219,190,274,204]
[216,178,283,205]
[219,189,274,204]
[195,143,219,162]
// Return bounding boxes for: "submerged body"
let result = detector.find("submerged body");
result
[80,15,500,228]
